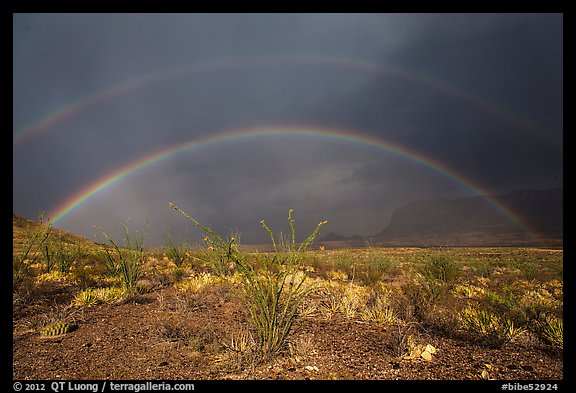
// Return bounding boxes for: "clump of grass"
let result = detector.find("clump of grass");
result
[74,288,99,306]
[453,284,480,299]
[459,305,525,348]
[175,272,222,292]
[541,315,563,350]
[361,289,400,325]
[170,203,324,362]
[73,287,127,306]
[97,221,149,294]
[212,328,259,371]
[339,283,369,319]
[163,232,190,268]
[35,270,75,285]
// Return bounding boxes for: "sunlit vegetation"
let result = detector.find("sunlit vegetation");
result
[13,212,563,378]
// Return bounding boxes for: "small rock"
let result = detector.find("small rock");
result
[421,350,433,361]
[410,344,424,359]
[425,344,436,354]
[305,365,319,371]
[159,361,169,367]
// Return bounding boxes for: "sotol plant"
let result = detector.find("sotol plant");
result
[170,203,326,362]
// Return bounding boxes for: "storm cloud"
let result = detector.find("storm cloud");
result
[13,13,563,245]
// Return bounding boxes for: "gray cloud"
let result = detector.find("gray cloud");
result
[13,13,563,246]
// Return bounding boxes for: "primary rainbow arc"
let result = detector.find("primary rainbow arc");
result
[48,125,538,241]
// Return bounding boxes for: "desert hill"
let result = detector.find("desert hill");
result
[319,189,562,247]
[12,213,107,256]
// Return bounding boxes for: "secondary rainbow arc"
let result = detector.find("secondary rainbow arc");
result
[13,55,557,148]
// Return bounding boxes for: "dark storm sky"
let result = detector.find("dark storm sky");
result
[13,13,563,246]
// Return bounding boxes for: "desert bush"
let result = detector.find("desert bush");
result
[97,222,149,294]
[420,253,461,287]
[399,281,432,322]
[332,255,356,279]
[388,322,417,358]
[163,232,190,268]
[42,239,85,274]
[12,258,30,292]
[357,254,392,286]
[204,248,236,276]
[412,253,461,307]
[13,212,52,287]
[473,261,495,278]
[248,266,315,359]
[260,209,328,264]
[170,203,324,362]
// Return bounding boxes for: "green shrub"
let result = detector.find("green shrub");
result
[97,222,149,294]
[357,254,392,286]
[13,212,52,290]
[420,253,461,287]
[163,232,190,268]
[415,253,461,303]
[170,203,324,362]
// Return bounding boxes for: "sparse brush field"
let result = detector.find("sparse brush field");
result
[13,213,563,380]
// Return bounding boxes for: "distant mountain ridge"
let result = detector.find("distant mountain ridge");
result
[319,189,562,247]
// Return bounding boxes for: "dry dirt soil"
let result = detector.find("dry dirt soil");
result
[13,279,562,381]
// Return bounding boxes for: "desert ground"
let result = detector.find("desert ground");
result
[13,215,563,381]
